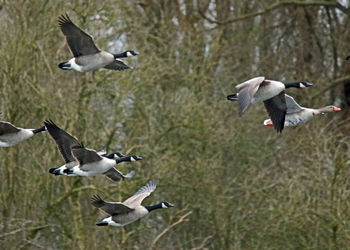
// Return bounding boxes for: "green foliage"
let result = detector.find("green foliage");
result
[0,0,349,249]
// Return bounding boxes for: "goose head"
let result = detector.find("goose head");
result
[161,201,175,208]
[126,50,139,57]
[298,81,313,88]
[346,56,350,62]
[130,155,143,161]
[320,106,341,114]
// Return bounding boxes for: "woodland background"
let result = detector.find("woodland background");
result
[0,0,350,249]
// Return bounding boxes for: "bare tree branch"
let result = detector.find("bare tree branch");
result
[198,1,348,25]
[311,75,350,100]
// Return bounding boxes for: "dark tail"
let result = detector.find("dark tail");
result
[227,93,238,101]
[49,168,61,175]
[33,126,46,134]
[58,61,71,70]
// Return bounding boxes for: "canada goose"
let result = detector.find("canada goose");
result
[0,121,46,147]
[263,94,341,128]
[91,179,174,227]
[227,76,313,132]
[45,120,141,181]
[58,14,138,72]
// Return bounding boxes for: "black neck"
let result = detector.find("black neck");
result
[115,156,132,164]
[284,82,300,88]
[145,203,162,212]
[105,153,115,159]
[113,51,127,59]
[33,126,46,134]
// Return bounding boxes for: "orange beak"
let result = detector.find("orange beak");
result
[333,107,341,112]
[263,120,274,127]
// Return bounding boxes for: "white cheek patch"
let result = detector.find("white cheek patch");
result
[126,51,132,57]
[130,157,136,162]
[162,203,167,208]
[299,83,305,88]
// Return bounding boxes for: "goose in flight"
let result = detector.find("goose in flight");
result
[58,14,138,72]
[91,179,174,227]
[45,120,141,181]
[0,121,45,147]
[227,76,312,132]
[263,94,341,128]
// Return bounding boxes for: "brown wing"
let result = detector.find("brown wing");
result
[71,145,103,166]
[0,121,20,135]
[58,14,100,57]
[44,120,81,163]
[263,91,287,133]
[104,59,132,71]
[91,194,133,215]
[103,168,125,182]
[123,179,157,208]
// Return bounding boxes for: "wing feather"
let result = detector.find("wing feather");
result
[91,194,133,215]
[263,91,287,133]
[44,120,81,163]
[58,14,100,57]
[123,180,158,208]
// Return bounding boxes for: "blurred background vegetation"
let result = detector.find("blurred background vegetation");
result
[0,0,350,249]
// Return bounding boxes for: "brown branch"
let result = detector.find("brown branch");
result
[151,211,192,249]
[311,75,350,100]
[198,1,347,25]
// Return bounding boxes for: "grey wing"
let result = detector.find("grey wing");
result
[236,77,265,115]
[104,59,132,71]
[285,94,304,114]
[44,120,81,163]
[0,121,20,135]
[58,14,100,57]
[103,168,135,182]
[71,145,103,166]
[235,76,265,91]
[123,179,158,208]
[263,91,287,133]
[91,195,133,215]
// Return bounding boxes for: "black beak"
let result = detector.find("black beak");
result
[305,82,313,87]
[133,155,143,161]
[167,202,175,207]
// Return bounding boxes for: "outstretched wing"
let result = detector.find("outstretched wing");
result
[58,14,100,57]
[123,179,158,208]
[285,94,304,114]
[71,145,103,166]
[44,120,81,163]
[103,168,135,182]
[104,59,132,71]
[263,91,287,133]
[0,121,20,135]
[91,194,133,215]
[236,77,265,115]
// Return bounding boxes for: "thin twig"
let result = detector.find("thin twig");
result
[151,211,192,249]
[198,1,345,25]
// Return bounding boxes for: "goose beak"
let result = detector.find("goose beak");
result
[333,107,341,112]
[263,120,274,127]
[304,82,313,87]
